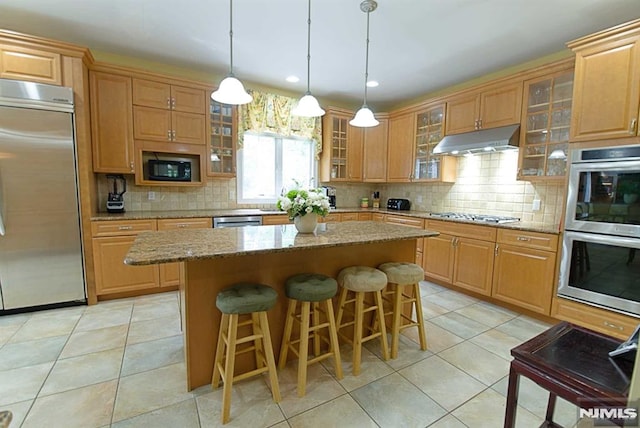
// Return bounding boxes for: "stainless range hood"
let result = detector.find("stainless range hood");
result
[432,124,520,155]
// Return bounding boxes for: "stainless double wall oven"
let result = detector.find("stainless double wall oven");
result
[559,144,640,316]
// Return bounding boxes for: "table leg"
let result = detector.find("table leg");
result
[504,364,520,428]
[545,393,557,425]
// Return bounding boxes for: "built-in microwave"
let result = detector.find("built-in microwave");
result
[148,159,192,182]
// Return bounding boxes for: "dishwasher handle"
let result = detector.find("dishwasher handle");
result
[213,216,263,228]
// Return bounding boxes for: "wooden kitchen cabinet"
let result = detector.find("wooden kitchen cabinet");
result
[518,69,573,180]
[445,81,523,135]
[157,218,212,287]
[386,215,425,265]
[492,229,558,315]
[568,20,640,142]
[413,104,456,183]
[387,113,415,182]
[341,212,359,222]
[363,116,388,182]
[208,99,236,176]
[424,220,496,296]
[132,79,206,145]
[91,219,159,296]
[357,212,373,221]
[320,108,363,182]
[90,71,135,173]
[262,214,291,225]
[0,45,61,85]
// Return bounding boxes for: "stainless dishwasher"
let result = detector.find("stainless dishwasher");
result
[213,216,263,228]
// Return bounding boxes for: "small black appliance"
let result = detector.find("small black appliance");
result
[106,174,126,213]
[148,159,192,181]
[387,198,411,211]
[321,186,337,208]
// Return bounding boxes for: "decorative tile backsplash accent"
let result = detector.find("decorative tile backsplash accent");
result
[98,151,565,228]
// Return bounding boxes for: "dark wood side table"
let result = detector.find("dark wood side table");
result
[504,321,633,428]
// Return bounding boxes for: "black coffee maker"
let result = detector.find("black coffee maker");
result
[321,186,337,208]
[106,174,126,213]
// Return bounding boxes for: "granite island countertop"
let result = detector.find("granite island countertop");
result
[93,207,560,235]
[125,221,439,265]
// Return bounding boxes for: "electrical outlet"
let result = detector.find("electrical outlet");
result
[416,195,423,203]
[532,199,541,211]
[148,191,155,200]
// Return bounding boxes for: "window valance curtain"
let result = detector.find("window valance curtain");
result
[237,90,323,158]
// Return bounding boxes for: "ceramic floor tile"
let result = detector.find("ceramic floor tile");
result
[277,361,346,418]
[352,372,447,428]
[60,324,128,359]
[399,355,486,411]
[427,290,478,311]
[196,377,285,427]
[0,312,31,327]
[364,332,432,370]
[412,321,465,353]
[494,316,552,343]
[419,281,449,296]
[121,334,184,377]
[9,311,80,343]
[133,291,178,305]
[320,344,393,392]
[22,380,116,428]
[454,301,518,327]
[0,362,53,406]
[430,312,491,339]
[40,348,123,396]
[1,400,32,428]
[469,328,523,361]
[287,394,377,428]
[112,362,194,422]
[74,306,132,332]
[127,314,181,345]
[421,300,453,319]
[452,388,543,428]
[131,300,179,323]
[0,335,66,371]
[492,375,579,427]
[427,414,469,427]
[438,341,511,386]
[113,398,200,428]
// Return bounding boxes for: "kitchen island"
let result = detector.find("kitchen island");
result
[125,220,438,390]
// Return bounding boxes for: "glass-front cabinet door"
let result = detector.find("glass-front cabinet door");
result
[208,99,236,176]
[329,116,348,180]
[519,70,573,180]
[414,104,454,182]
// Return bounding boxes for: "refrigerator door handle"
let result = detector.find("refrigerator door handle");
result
[0,190,4,236]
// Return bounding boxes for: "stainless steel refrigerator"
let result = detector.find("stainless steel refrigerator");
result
[0,79,86,312]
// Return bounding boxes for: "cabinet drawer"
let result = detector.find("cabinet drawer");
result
[357,213,373,221]
[262,215,290,225]
[426,219,496,241]
[372,213,386,222]
[157,217,212,230]
[341,213,358,221]
[91,219,157,237]
[497,229,558,252]
[552,297,640,340]
[385,215,424,228]
[323,213,341,223]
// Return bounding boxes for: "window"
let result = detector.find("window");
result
[237,133,317,204]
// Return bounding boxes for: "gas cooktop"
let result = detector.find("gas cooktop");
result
[430,212,520,224]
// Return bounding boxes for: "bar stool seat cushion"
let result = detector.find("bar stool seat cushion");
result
[216,283,277,314]
[378,262,424,285]
[338,266,387,292]
[286,273,338,302]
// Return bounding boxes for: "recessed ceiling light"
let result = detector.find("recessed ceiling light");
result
[366,80,379,87]
[286,75,300,83]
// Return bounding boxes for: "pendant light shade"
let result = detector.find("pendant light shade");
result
[292,0,325,117]
[212,0,252,105]
[350,0,379,128]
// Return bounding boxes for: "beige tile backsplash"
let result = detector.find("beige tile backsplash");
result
[97,151,565,228]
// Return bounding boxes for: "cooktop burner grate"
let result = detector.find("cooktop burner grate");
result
[430,212,520,224]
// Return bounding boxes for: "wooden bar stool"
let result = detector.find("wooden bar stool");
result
[212,282,281,424]
[378,262,427,359]
[336,266,389,375]
[278,273,343,396]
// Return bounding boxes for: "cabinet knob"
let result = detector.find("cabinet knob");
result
[172,130,176,141]
[474,119,479,130]
[631,118,638,135]
[166,98,171,109]
[118,226,133,230]
[167,130,172,140]
[129,161,134,172]
[171,98,176,109]
[516,236,531,242]
[478,119,482,129]
[603,320,624,331]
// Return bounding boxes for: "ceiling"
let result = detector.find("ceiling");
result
[1,0,639,110]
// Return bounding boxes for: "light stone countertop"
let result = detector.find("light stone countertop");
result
[124,221,438,265]
[93,207,560,235]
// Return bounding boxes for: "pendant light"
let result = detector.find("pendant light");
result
[212,0,252,105]
[350,0,379,128]
[292,0,325,117]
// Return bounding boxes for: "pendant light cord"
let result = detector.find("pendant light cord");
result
[305,0,312,95]
[362,6,371,106]
[228,0,234,75]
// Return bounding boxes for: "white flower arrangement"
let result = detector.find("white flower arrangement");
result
[276,187,331,220]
